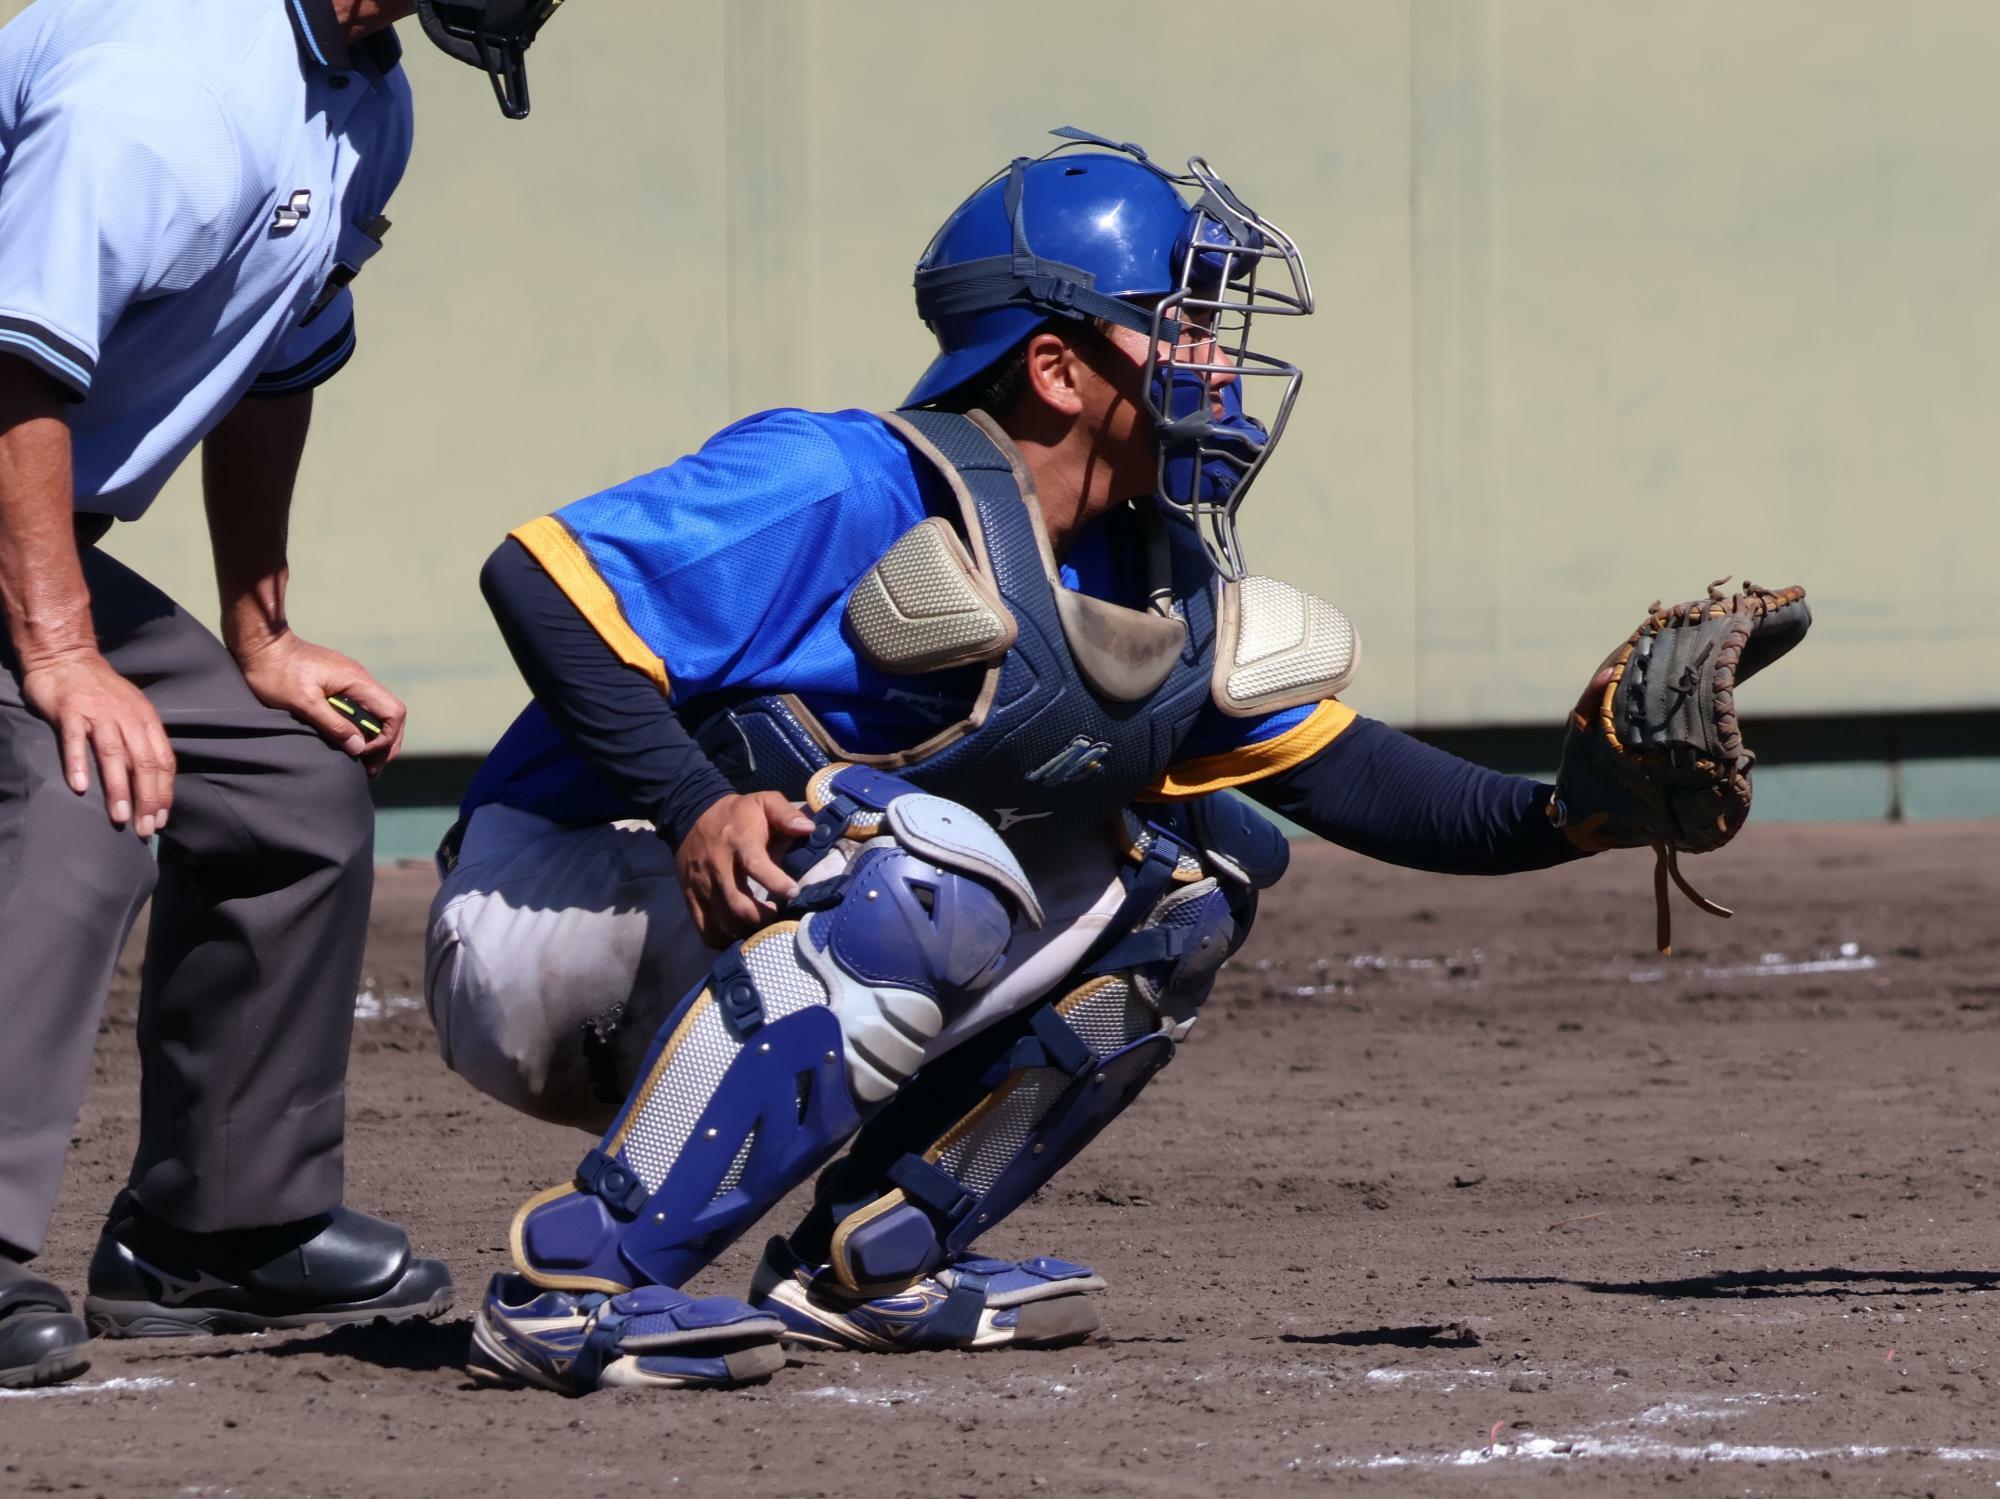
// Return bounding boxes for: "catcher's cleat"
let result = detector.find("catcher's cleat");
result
[747,1237,1102,1352]
[84,1192,452,1338]
[470,1274,786,1394]
[0,1259,90,1389]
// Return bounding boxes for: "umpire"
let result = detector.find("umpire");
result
[0,0,569,1387]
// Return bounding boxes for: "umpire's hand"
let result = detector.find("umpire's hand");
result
[232,630,406,777]
[21,652,175,838]
[675,791,814,948]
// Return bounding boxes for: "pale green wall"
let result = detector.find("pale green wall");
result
[9,0,1996,750]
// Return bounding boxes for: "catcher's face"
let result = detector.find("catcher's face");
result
[1074,313,1237,506]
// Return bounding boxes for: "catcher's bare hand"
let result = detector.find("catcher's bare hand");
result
[675,791,815,948]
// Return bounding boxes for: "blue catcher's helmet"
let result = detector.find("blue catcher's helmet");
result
[906,147,1191,407]
[907,128,1314,580]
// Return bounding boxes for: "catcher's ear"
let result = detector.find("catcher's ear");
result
[1736,586,1811,685]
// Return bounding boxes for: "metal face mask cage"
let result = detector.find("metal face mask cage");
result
[1143,157,1315,581]
[416,0,566,120]
[908,127,1313,579]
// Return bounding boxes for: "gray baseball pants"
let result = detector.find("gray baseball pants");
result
[0,538,373,1257]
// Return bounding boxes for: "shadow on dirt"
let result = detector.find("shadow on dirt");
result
[1281,1323,1481,1349]
[170,1317,472,1373]
[1481,1267,2000,1300]
[262,1318,471,1372]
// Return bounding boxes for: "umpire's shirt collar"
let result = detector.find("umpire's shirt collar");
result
[285,0,403,74]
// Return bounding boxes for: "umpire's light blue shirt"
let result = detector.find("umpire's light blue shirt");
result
[0,0,413,519]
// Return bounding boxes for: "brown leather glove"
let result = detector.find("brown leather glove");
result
[1551,579,1812,953]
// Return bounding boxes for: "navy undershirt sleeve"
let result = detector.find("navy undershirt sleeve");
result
[1247,715,1587,875]
[479,538,737,846]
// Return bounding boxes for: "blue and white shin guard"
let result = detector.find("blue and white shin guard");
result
[759,796,1289,1351]
[506,766,1042,1305]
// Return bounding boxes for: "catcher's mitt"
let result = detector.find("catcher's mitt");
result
[1551,578,1812,954]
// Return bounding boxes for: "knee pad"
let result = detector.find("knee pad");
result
[812,797,1286,1293]
[509,767,1041,1294]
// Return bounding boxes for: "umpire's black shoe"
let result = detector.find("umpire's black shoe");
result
[0,1257,90,1387]
[83,1191,453,1338]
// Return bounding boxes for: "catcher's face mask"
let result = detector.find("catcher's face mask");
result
[1143,157,1314,581]
[910,127,1314,579]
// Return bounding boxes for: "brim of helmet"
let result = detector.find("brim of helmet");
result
[903,326,1041,408]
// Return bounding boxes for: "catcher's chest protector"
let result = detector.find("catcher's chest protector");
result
[696,409,1222,855]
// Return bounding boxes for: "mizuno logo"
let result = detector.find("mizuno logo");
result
[272,190,312,232]
[1026,737,1111,786]
[129,1253,233,1306]
[993,807,1054,832]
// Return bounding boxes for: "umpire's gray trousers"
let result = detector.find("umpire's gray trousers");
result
[0,541,373,1257]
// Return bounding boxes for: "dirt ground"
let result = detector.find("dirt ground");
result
[5,820,1998,1498]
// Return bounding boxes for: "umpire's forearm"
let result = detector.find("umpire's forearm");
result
[480,537,735,844]
[0,358,91,668]
[201,390,312,659]
[1249,714,1587,875]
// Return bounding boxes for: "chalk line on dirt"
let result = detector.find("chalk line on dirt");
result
[1629,942,1879,984]
[0,1376,173,1400]
[354,990,421,1021]
[1365,1367,1508,1390]
[1329,1393,2000,1469]
[798,1386,926,1407]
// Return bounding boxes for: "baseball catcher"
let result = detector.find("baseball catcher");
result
[422,128,1810,1394]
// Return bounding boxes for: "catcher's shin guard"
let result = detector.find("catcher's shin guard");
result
[509,767,1041,1293]
[801,796,1287,1295]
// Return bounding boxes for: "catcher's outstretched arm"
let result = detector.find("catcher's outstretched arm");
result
[1248,715,1589,876]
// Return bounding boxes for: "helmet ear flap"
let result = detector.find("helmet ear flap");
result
[415,0,482,67]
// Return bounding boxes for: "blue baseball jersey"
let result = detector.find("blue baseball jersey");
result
[467,408,1327,824]
[0,0,412,519]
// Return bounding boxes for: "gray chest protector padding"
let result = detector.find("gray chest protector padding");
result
[1210,573,1361,717]
[846,517,1017,675]
[849,529,1362,721]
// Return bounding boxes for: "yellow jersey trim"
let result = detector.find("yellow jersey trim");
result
[1142,699,1357,799]
[508,515,670,695]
